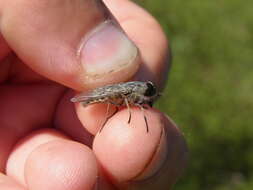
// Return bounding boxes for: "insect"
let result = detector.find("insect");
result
[71,81,159,132]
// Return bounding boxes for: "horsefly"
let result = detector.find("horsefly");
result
[71,81,159,132]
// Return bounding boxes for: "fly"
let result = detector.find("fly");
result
[71,81,159,132]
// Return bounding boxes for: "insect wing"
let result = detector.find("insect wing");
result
[70,81,151,105]
[70,91,96,103]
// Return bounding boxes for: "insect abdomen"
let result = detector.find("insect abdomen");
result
[81,97,108,106]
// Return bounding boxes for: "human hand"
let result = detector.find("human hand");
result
[0,0,188,189]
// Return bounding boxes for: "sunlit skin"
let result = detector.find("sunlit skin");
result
[0,0,187,190]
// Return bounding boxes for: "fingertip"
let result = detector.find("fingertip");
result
[25,140,98,190]
[54,89,94,146]
[6,129,69,186]
[0,173,26,190]
[92,109,188,189]
[128,115,188,190]
[93,108,165,184]
[75,102,119,135]
[0,33,11,61]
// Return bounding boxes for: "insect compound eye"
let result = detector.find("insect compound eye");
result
[144,81,157,97]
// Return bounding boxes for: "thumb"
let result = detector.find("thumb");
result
[0,0,139,90]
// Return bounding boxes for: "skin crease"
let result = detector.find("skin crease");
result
[0,0,188,190]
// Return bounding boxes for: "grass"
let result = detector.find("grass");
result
[135,0,253,189]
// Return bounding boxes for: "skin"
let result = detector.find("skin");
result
[0,0,188,190]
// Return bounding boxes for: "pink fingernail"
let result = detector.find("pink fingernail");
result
[79,21,138,78]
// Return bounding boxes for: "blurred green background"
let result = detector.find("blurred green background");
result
[136,0,253,189]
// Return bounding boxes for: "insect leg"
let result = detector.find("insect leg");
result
[136,104,149,133]
[124,98,132,124]
[142,105,149,109]
[100,104,119,132]
[100,103,110,132]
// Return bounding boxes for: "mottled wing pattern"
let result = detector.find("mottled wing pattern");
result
[71,81,144,106]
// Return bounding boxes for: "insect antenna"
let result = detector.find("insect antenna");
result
[124,98,132,124]
[99,104,119,133]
